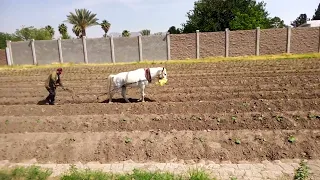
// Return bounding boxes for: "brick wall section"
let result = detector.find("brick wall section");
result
[259,28,287,55]
[229,30,256,57]
[291,27,319,54]
[0,49,7,66]
[200,32,225,58]
[170,33,196,60]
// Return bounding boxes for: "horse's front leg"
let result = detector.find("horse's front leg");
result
[140,84,146,102]
[121,86,130,103]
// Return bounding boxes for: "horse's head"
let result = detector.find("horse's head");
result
[158,67,167,80]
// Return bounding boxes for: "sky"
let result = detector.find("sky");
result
[0,0,319,39]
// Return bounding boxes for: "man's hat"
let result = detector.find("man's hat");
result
[57,68,62,72]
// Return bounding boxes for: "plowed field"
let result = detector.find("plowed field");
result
[0,58,320,169]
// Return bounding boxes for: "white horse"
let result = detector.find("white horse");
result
[107,67,167,103]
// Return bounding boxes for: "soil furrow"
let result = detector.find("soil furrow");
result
[0,130,319,163]
[1,111,319,133]
[0,99,319,116]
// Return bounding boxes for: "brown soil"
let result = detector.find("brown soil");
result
[0,58,320,164]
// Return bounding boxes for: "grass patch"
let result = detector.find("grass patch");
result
[0,165,215,180]
[0,165,52,180]
[1,53,320,70]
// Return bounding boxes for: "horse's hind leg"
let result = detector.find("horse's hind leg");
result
[121,86,130,103]
[108,91,114,103]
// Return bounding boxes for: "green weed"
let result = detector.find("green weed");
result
[294,160,310,180]
[0,165,52,180]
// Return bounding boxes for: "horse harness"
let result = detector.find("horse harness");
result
[144,68,152,83]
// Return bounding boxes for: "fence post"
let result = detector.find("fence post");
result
[225,28,229,57]
[196,30,200,59]
[5,47,11,66]
[166,32,171,60]
[82,36,88,64]
[6,40,13,65]
[31,39,37,65]
[286,26,291,54]
[110,35,115,63]
[256,27,260,56]
[138,35,143,62]
[57,38,63,63]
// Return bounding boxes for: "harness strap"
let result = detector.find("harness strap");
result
[145,68,152,83]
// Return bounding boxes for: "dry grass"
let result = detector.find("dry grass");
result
[1,53,319,70]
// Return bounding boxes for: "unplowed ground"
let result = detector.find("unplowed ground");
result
[0,58,320,165]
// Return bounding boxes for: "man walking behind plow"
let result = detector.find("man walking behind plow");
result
[44,68,65,105]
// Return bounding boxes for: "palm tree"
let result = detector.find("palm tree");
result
[122,30,130,37]
[72,25,82,38]
[58,24,67,35]
[100,20,111,37]
[45,25,55,39]
[58,23,70,39]
[65,8,99,37]
[140,29,150,36]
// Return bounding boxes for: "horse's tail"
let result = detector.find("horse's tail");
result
[107,74,115,94]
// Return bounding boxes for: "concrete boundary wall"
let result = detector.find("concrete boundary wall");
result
[4,27,320,65]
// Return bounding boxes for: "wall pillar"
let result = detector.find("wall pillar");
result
[286,26,291,54]
[110,35,115,63]
[196,30,200,59]
[57,38,63,63]
[256,27,260,56]
[138,35,143,62]
[225,28,229,57]
[166,32,171,60]
[31,39,37,65]
[82,36,88,64]
[6,40,13,65]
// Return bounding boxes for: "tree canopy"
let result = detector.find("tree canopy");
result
[178,0,286,33]
[122,30,130,37]
[0,32,22,49]
[140,29,151,36]
[312,3,320,20]
[65,8,99,37]
[291,14,309,27]
[14,26,52,41]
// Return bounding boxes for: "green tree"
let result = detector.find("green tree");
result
[14,26,52,40]
[0,32,22,49]
[65,8,99,37]
[268,16,287,28]
[229,1,270,30]
[140,29,151,36]
[122,30,130,37]
[58,23,70,39]
[167,26,182,34]
[181,0,272,33]
[291,14,309,27]
[45,25,55,39]
[100,20,111,38]
[312,3,320,20]
[72,25,82,38]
